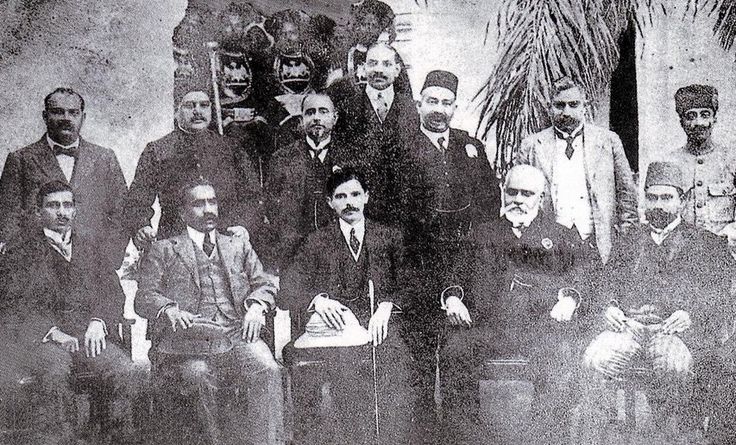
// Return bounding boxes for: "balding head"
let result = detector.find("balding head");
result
[502,165,546,226]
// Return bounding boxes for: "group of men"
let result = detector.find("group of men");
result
[1,15,736,445]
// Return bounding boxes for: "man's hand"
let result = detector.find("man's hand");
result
[134,225,157,248]
[313,295,348,330]
[84,320,107,358]
[445,296,472,327]
[550,296,577,322]
[604,306,628,332]
[242,301,267,343]
[0,241,7,255]
[226,225,249,241]
[50,329,79,353]
[368,302,393,346]
[164,306,199,332]
[662,310,691,334]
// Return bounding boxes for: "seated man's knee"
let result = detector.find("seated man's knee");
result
[234,340,281,375]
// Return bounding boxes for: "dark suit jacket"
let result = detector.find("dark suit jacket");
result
[450,213,593,349]
[333,89,419,224]
[0,229,125,337]
[597,223,732,355]
[0,136,128,269]
[281,220,406,324]
[125,128,263,241]
[265,137,351,269]
[134,231,277,346]
[400,127,501,248]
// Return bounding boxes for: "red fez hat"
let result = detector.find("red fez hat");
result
[645,161,686,193]
[674,84,718,116]
[422,70,458,95]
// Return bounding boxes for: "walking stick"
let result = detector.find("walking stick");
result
[368,279,381,445]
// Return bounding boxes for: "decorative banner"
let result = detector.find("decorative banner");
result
[217,50,254,105]
[273,52,315,95]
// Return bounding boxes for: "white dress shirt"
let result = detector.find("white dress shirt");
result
[365,84,395,121]
[650,216,682,245]
[306,135,331,163]
[421,126,450,151]
[339,218,365,261]
[551,125,594,240]
[47,134,78,182]
[187,226,217,257]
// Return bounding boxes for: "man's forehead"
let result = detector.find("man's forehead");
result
[43,190,74,203]
[683,107,714,114]
[181,91,210,104]
[552,87,585,102]
[366,45,396,61]
[333,179,364,194]
[303,95,334,111]
[187,185,216,200]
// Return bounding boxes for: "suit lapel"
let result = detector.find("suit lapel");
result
[30,138,67,183]
[172,235,200,288]
[70,139,93,188]
[216,233,238,296]
[582,126,600,193]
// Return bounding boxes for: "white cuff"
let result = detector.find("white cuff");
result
[156,302,177,319]
[90,318,108,336]
[307,293,330,311]
[42,326,59,343]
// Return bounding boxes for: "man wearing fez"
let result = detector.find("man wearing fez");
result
[399,69,501,442]
[439,165,589,444]
[281,167,413,445]
[516,76,638,264]
[333,42,418,224]
[579,161,731,443]
[0,181,138,443]
[134,179,284,445]
[0,87,128,269]
[266,93,349,270]
[126,90,263,249]
[666,84,736,240]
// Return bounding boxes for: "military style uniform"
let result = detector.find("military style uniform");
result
[667,143,736,234]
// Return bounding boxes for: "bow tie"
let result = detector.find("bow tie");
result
[53,144,78,158]
[554,128,582,159]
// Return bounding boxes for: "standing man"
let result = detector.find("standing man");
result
[516,76,638,263]
[665,84,736,239]
[0,180,139,443]
[266,93,348,270]
[579,161,731,443]
[281,167,413,445]
[134,179,284,445]
[439,165,590,444]
[335,42,418,224]
[399,70,501,443]
[0,87,128,269]
[126,90,263,249]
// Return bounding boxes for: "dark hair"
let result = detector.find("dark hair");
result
[36,180,74,208]
[178,177,216,208]
[325,167,369,196]
[265,9,309,39]
[550,76,584,98]
[44,87,85,112]
[366,42,401,64]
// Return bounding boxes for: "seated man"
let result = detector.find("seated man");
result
[439,165,592,444]
[134,179,284,445]
[580,161,731,442]
[281,167,414,445]
[0,180,138,444]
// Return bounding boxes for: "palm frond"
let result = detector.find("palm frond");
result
[711,0,736,50]
[476,0,667,173]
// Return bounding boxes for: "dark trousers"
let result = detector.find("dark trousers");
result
[440,325,580,445]
[0,335,140,444]
[283,334,414,445]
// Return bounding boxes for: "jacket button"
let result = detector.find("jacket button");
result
[696,180,703,186]
[697,202,704,208]
[697,159,704,165]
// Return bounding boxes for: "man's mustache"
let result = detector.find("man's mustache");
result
[503,203,528,214]
[427,112,448,123]
[54,121,76,131]
[368,72,388,81]
[342,205,359,214]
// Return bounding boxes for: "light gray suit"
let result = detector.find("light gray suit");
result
[515,124,638,263]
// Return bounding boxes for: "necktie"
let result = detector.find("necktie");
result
[203,235,215,257]
[53,144,78,158]
[554,128,581,159]
[47,237,72,261]
[437,136,446,151]
[311,148,326,163]
[375,92,389,122]
[349,228,360,256]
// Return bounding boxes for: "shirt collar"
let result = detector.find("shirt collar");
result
[365,84,394,104]
[420,126,450,150]
[649,216,682,245]
[186,226,217,249]
[43,227,72,245]
[553,123,584,139]
[47,134,79,151]
[339,217,365,241]
[306,135,332,153]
